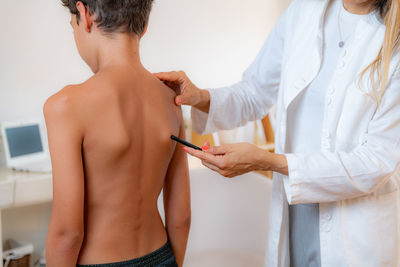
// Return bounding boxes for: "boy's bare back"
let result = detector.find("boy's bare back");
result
[79,66,183,263]
[45,65,190,265]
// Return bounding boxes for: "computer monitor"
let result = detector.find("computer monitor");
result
[1,121,49,170]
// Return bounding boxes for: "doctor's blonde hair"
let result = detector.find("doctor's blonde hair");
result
[361,0,400,103]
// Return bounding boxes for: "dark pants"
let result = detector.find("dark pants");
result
[76,241,178,267]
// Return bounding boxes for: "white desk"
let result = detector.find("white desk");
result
[0,168,52,266]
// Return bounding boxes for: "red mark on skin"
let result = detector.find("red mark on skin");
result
[183,147,188,152]
[202,146,209,151]
[177,97,182,104]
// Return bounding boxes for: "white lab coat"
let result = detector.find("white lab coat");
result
[191,0,400,266]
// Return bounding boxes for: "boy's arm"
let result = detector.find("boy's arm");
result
[163,120,191,267]
[44,90,85,267]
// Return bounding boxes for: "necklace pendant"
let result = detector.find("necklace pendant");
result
[339,41,345,48]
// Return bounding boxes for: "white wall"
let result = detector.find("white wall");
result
[0,0,291,264]
[0,0,291,121]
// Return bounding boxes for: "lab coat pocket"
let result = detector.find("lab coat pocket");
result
[341,190,400,267]
[336,86,377,152]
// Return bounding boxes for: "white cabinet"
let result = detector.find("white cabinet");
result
[14,175,52,206]
[0,179,14,208]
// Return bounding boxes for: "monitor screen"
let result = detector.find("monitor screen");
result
[5,125,44,158]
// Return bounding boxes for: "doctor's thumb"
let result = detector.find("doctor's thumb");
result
[207,145,227,155]
[175,95,190,106]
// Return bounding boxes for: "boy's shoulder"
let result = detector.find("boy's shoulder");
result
[44,84,82,118]
[43,76,103,128]
[42,84,87,139]
[43,72,113,116]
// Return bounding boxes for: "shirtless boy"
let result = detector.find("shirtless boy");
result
[44,1,191,266]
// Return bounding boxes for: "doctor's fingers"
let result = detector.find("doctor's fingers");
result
[154,71,187,83]
[206,145,229,155]
[201,160,221,172]
[201,140,211,150]
[162,81,181,95]
[201,161,235,178]
[184,147,223,166]
[154,72,199,106]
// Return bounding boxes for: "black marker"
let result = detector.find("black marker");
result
[171,135,203,151]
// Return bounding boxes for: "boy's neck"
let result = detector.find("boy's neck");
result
[93,34,142,73]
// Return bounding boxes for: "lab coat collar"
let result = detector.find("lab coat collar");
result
[283,0,329,109]
[283,0,383,110]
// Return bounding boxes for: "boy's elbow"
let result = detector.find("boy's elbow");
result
[47,229,84,255]
[168,210,191,230]
[180,212,191,229]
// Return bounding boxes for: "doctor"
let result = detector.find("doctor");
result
[156,0,400,266]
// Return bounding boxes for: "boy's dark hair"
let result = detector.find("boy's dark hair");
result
[61,0,154,35]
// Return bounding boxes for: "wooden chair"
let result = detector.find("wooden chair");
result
[256,114,275,178]
[261,114,275,146]
[191,131,215,148]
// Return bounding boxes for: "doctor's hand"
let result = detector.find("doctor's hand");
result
[154,71,211,113]
[183,142,289,178]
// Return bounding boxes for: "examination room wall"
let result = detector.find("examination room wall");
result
[0,0,291,263]
[0,0,291,120]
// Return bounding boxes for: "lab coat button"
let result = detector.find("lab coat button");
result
[322,141,330,149]
[326,212,332,220]
[328,87,335,95]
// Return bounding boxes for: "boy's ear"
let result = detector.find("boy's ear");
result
[76,1,94,33]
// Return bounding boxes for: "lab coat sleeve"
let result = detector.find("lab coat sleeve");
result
[283,74,400,204]
[191,3,292,135]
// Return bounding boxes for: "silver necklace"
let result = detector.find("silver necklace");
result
[337,4,350,48]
